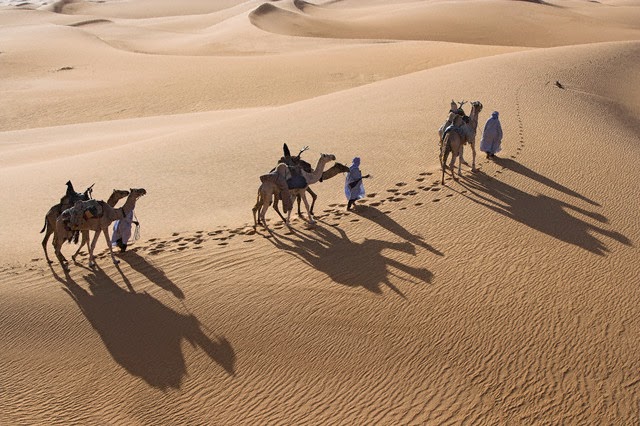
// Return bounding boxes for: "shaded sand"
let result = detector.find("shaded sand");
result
[1,0,640,424]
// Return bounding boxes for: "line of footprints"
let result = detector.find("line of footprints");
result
[87,115,526,259]
[87,148,523,260]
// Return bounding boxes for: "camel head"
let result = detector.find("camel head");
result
[129,188,147,199]
[320,153,336,162]
[471,101,483,112]
[113,189,130,199]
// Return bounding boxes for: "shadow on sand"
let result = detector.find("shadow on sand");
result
[457,170,631,255]
[55,268,234,389]
[117,249,185,299]
[492,157,600,206]
[268,221,435,298]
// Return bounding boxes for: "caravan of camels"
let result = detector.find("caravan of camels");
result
[45,100,481,272]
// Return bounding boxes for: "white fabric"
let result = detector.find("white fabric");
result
[344,158,365,201]
[479,114,503,154]
[111,209,135,246]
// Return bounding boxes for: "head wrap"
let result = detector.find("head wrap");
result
[491,111,499,119]
[350,157,360,171]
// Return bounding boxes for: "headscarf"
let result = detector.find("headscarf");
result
[491,111,499,119]
[349,157,361,173]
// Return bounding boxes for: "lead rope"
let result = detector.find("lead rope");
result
[133,212,141,241]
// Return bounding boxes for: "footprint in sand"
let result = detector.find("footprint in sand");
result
[446,194,453,198]
[400,207,407,211]
[387,189,399,193]
[367,193,376,198]
[244,239,255,243]
[415,202,423,206]
[431,187,441,192]
[218,242,228,246]
[433,199,441,202]
[172,232,180,236]
[416,178,425,182]
[370,202,381,207]
[396,182,407,187]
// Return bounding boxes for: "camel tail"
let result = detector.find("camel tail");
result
[40,217,47,233]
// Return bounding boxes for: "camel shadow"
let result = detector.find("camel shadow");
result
[459,172,631,255]
[492,157,600,206]
[352,205,444,257]
[269,223,433,298]
[118,250,185,299]
[60,268,235,389]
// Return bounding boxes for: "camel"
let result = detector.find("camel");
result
[252,153,335,228]
[272,161,350,220]
[440,111,467,184]
[438,100,483,170]
[54,188,146,271]
[70,189,130,263]
[40,182,95,264]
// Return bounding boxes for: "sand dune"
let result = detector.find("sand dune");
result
[1,0,640,424]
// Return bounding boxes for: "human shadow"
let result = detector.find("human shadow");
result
[269,223,433,297]
[117,250,185,299]
[458,172,631,255]
[492,157,600,206]
[352,205,444,257]
[60,267,235,389]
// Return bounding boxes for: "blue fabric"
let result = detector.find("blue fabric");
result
[287,175,307,189]
[345,157,365,200]
[480,112,503,154]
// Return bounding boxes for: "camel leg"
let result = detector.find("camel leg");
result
[41,225,53,264]
[272,195,287,223]
[296,194,303,216]
[88,229,102,268]
[300,192,315,224]
[470,142,477,172]
[460,145,468,165]
[53,233,68,272]
[72,230,90,261]
[307,188,318,216]
[259,201,270,229]
[102,227,120,265]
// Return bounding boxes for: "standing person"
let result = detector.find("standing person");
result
[480,111,503,159]
[111,209,138,253]
[345,157,370,211]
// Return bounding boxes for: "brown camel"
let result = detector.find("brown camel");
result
[272,161,350,220]
[70,189,130,262]
[440,112,466,184]
[54,188,146,271]
[252,153,335,228]
[40,182,95,263]
[438,100,483,170]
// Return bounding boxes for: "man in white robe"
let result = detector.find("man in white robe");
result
[480,111,503,158]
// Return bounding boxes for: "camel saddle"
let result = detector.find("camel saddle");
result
[61,200,104,230]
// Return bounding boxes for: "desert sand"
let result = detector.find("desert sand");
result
[1,0,640,423]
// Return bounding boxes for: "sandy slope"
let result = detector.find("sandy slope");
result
[1,0,640,424]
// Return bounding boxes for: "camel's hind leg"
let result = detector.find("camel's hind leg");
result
[41,221,54,264]
[72,230,91,261]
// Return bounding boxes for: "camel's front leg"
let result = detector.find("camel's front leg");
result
[88,228,103,267]
[300,192,315,224]
[470,141,477,172]
[72,230,90,261]
[102,226,119,265]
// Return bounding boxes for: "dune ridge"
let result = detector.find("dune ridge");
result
[1,0,640,424]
